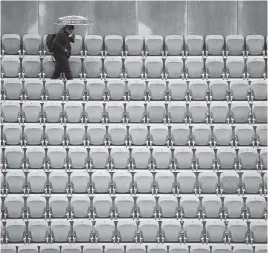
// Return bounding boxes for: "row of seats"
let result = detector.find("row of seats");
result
[2,123,267,146]
[2,218,267,243]
[2,78,267,101]
[1,244,267,253]
[2,100,267,123]
[2,34,268,56]
[1,55,267,78]
[2,169,267,194]
[2,193,267,218]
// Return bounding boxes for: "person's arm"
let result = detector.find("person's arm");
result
[53,32,67,53]
[69,34,75,43]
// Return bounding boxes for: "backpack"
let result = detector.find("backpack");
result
[46,34,56,53]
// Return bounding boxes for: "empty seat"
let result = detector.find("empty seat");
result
[28,220,48,242]
[189,79,208,100]
[235,125,254,145]
[22,101,41,122]
[45,124,64,145]
[73,220,92,242]
[69,147,87,169]
[104,57,123,78]
[94,195,113,217]
[226,35,245,56]
[126,244,146,253]
[105,35,123,56]
[71,195,90,218]
[62,245,82,253]
[4,195,24,218]
[134,171,153,193]
[5,146,24,169]
[202,195,221,218]
[40,245,60,253]
[6,170,25,193]
[85,35,103,56]
[84,57,103,78]
[168,102,187,123]
[70,171,89,193]
[231,101,250,123]
[95,220,115,242]
[47,147,66,169]
[209,79,228,100]
[128,80,146,100]
[125,57,143,78]
[92,170,111,193]
[2,79,23,100]
[6,220,25,242]
[230,79,250,100]
[108,124,127,145]
[239,147,258,169]
[64,102,83,123]
[212,245,232,253]
[115,195,134,217]
[147,101,166,123]
[205,35,224,56]
[145,35,164,56]
[159,195,178,217]
[220,171,239,193]
[174,147,193,169]
[232,245,253,253]
[185,35,204,56]
[189,101,208,123]
[226,57,245,78]
[117,220,136,242]
[66,79,85,100]
[49,195,68,218]
[45,79,64,100]
[85,101,104,123]
[246,195,266,218]
[206,220,225,242]
[2,56,21,77]
[132,148,151,169]
[42,56,55,78]
[24,123,43,145]
[257,125,267,146]
[185,57,204,78]
[165,35,184,56]
[107,79,127,100]
[126,101,146,123]
[198,171,218,193]
[2,34,21,55]
[22,56,41,78]
[250,220,267,243]
[24,79,43,99]
[171,124,190,145]
[66,125,85,145]
[19,245,39,253]
[125,35,144,56]
[255,245,267,253]
[180,195,199,218]
[260,149,266,169]
[114,171,132,193]
[90,147,109,169]
[69,56,82,78]
[71,35,83,55]
[129,124,148,145]
[162,220,181,242]
[165,57,184,78]
[217,147,236,169]
[86,79,105,100]
[50,171,68,193]
[28,170,46,193]
[51,219,70,242]
[224,195,243,218]
[246,35,265,56]
[247,56,266,78]
[137,195,156,217]
[106,244,124,253]
[213,124,232,146]
[184,220,203,242]
[228,220,247,242]
[196,147,214,169]
[192,124,211,145]
[252,101,267,123]
[110,147,129,169]
[106,101,124,122]
[87,124,105,145]
[250,79,267,100]
[43,102,62,123]
[206,57,224,78]
[139,219,159,242]
[3,124,21,145]
[169,245,188,253]
[145,57,164,78]
[27,195,46,218]
[26,146,45,169]
[168,80,187,100]
[152,147,171,169]
[150,125,168,146]
[177,171,196,193]
[148,79,166,100]
[191,245,210,253]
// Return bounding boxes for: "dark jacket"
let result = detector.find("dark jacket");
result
[52,28,74,58]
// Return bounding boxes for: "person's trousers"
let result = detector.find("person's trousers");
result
[51,54,73,80]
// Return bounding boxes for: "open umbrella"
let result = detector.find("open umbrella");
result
[55,15,91,26]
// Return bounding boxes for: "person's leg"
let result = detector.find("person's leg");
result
[51,57,62,79]
[62,57,73,80]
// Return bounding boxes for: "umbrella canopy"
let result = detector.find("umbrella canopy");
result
[56,15,90,26]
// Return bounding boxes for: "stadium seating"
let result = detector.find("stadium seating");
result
[1,33,267,252]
